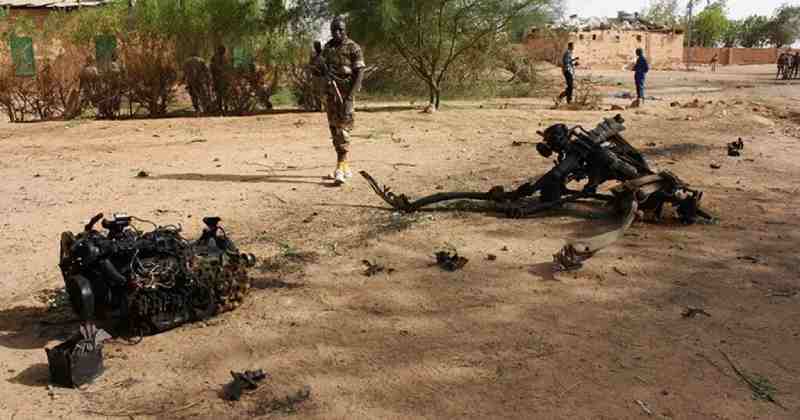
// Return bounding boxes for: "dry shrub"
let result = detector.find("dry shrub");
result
[27,60,62,119]
[0,63,26,122]
[562,77,603,111]
[0,58,81,122]
[50,50,86,119]
[122,37,178,117]
[225,66,277,115]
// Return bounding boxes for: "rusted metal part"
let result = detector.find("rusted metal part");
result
[554,192,638,271]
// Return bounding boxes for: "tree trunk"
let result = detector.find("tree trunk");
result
[427,81,441,110]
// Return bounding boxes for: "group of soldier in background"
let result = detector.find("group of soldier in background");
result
[776,51,800,80]
[77,44,271,119]
[182,45,230,115]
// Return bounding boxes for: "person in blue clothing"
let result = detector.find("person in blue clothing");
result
[633,48,649,105]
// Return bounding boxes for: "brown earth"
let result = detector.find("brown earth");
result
[0,64,798,419]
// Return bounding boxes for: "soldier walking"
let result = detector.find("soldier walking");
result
[312,16,365,185]
[558,42,578,105]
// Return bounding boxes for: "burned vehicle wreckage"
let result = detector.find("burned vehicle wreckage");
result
[48,214,256,387]
[361,115,715,270]
[59,214,256,335]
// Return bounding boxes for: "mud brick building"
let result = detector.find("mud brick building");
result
[527,12,685,70]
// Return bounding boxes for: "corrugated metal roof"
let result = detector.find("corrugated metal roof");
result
[0,0,111,8]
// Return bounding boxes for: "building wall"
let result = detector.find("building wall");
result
[527,29,684,69]
[685,47,800,65]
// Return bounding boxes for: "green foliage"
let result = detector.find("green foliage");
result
[331,0,551,108]
[68,0,127,46]
[693,1,730,47]
[721,19,740,47]
[642,0,682,28]
[766,4,800,48]
[737,15,770,48]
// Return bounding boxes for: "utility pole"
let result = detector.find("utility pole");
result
[685,0,694,70]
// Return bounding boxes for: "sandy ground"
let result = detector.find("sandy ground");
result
[0,64,799,419]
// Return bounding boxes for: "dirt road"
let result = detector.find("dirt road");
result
[0,65,798,419]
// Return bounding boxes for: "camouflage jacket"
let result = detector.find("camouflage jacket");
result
[321,38,365,91]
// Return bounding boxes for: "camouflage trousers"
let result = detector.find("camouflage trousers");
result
[326,93,355,156]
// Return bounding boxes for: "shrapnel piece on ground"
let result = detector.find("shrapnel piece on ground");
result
[224,369,269,401]
[435,251,469,272]
[361,115,715,271]
[58,213,257,338]
[728,138,744,157]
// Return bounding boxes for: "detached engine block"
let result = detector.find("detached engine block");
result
[58,214,256,335]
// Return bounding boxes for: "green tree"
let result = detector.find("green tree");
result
[766,4,800,48]
[642,0,682,28]
[738,15,770,48]
[693,1,730,47]
[331,0,551,109]
[721,19,740,47]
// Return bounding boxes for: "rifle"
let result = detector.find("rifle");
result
[313,41,344,105]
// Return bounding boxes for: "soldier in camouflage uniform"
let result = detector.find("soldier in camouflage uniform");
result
[210,45,230,115]
[315,16,366,185]
[79,57,101,110]
[183,55,213,114]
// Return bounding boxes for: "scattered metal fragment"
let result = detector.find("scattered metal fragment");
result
[224,369,269,401]
[613,267,628,277]
[710,162,722,169]
[435,251,469,272]
[728,138,744,157]
[682,307,711,318]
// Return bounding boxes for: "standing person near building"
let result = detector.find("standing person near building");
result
[312,16,365,185]
[710,53,719,72]
[558,42,578,105]
[633,48,649,106]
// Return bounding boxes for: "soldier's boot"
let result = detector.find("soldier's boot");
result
[341,161,353,179]
[333,155,347,184]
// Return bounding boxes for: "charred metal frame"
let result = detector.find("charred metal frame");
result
[361,115,715,270]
